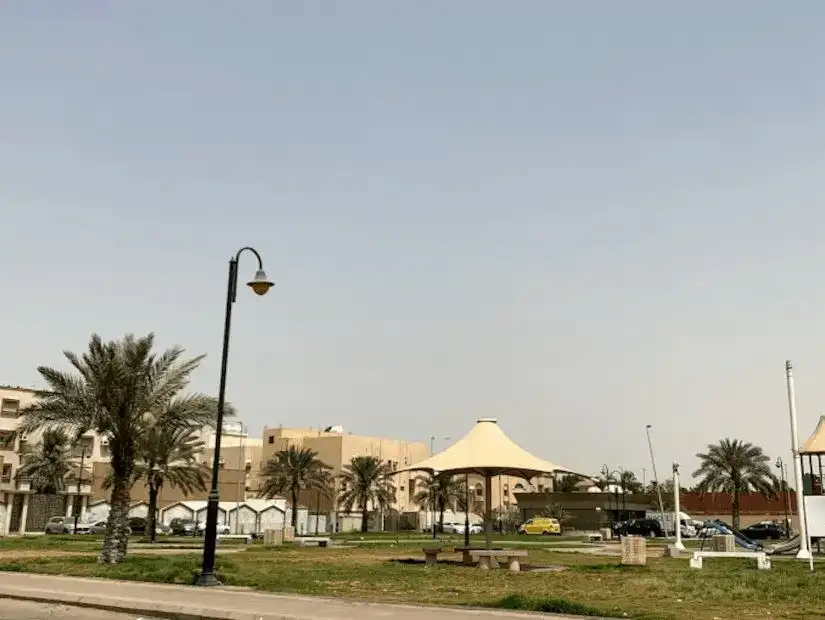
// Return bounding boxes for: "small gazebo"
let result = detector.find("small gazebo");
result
[397,418,575,549]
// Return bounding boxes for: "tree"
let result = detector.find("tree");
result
[555,475,585,493]
[693,438,778,531]
[619,471,643,494]
[260,446,333,528]
[338,456,395,533]
[412,472,466,532]
[16,429,73,494]
[21,333,208,563]
[105,427,211,543]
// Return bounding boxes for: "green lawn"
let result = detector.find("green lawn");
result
[0,539,823,619]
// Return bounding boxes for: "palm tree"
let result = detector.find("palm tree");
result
[21,333,208,563]
[555,475,584,493]
[619,471,643,494]
[412,472,466,533]
[338,456,395,533]
[693,438,778,531]
[260,446,333,528]
[105,427,211,543]
[15,429,72,494]
[541,502,575,529]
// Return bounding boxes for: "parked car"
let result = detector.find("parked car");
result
[89,520,132,536]
[614,518,664,538]
[44,516,91,535]
[741,522,785,540]
[169,518,199,537]
[197,520,231,536]
[441,522,463,534]
[518,517,562,536]
[453,522,483,535]
[128,517,170,536]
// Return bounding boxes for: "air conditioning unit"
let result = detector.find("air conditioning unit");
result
[19,433,29,441]
[100,438,109,447]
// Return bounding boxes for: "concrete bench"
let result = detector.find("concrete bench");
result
[470,549,529,572]
[689,550,771,570]
[295,536,331,548]
[422,547,447,566]
[216,534,252,544]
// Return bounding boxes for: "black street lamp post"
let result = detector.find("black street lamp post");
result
[73,445,86,534]
[464,473,470,548]
[197,247,273,587]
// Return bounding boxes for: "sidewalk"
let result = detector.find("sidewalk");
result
[0,571,585,619]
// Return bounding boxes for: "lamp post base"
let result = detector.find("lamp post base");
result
[796,548,812,561]
[195,572,222,587]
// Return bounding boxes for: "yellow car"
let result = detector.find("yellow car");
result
[518,517,562,536]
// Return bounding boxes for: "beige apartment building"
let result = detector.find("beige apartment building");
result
[0,385,107,534]
[199,423,265,497]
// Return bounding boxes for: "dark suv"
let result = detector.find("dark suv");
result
[169,518,199,537]
[741,522,785,540]
[614,518,664,538]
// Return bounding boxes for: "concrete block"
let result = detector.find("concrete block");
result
[621,535,647,565]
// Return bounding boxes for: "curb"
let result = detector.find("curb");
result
[0,586,304,620]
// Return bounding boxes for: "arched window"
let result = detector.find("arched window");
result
[514,483,525,491]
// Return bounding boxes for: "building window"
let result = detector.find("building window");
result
[503,484,509,497]
[268,436,274,444]
[0,431,15,451]
[537,484,545,492]
[0,399,19,418]
[475,484,483,498]
[71,437,94,458]
[514,483,525,491]
[100,442,110,458]
[1,464,11,483]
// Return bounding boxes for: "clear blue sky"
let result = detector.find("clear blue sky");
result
[2,2,825,481]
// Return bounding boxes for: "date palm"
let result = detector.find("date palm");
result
[338,456,395,533]
[619,471,643,494]
[21,333,208,563]
[15,429,73,495]
[413,472,466,533]
[105,426,211,543]
[260,446,333,528]
[693,438,778,531]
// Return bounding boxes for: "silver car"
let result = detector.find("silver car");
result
[89,520,132,536]
[44,516,91,535]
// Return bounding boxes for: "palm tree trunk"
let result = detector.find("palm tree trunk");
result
[148,481,159,544]
[291,488,299,528]
[99,466,133,564]
[438,498,445,534]
[360,501,369,533]
[732,490,741,532]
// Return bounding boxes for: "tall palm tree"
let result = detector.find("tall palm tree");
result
[260,446,333,528]
[619,471,643,494]
[21,333,208,563]
[15,429,73,494]
[693,438,778,531]
[105,428,211,543]
[555,474,584,493]
[413,472,466,533]
[338,456,395,533]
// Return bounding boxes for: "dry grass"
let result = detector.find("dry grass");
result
[0,540,823,619]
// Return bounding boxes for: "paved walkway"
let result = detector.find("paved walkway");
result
[0,572,587,619]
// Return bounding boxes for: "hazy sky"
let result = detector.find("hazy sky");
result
[3,2,825,482]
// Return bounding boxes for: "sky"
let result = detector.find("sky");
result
[2,1,825,483]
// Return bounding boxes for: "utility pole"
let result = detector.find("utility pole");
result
[672,463,685,551]
[785,361,811,560]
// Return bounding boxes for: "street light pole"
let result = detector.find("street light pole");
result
[464,473,470,548]
[776,457,790,539]
[785,360,811,560]
[197,247,273,587]
[73,445,86,535]
[646,425,669,540]
[672,463,685,551]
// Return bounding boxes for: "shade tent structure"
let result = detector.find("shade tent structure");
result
[396,418,576,549]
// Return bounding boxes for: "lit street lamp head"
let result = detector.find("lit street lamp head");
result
[247,269,274,296]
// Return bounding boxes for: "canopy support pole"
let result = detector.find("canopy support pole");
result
[485,474,493,550]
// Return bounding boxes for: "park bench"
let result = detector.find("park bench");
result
[470,549,529,572]
[295,536,331,548]
[689,550,771,570]
[216,534,252,544]
[588,533,603,542]
[422,547,447,566]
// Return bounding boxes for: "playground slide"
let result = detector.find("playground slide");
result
[767,535,801,555]
[708,520,763,551]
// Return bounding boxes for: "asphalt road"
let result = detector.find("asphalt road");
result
[0,599,160,619]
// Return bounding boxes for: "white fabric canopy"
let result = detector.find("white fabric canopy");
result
[397,418,575,478]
